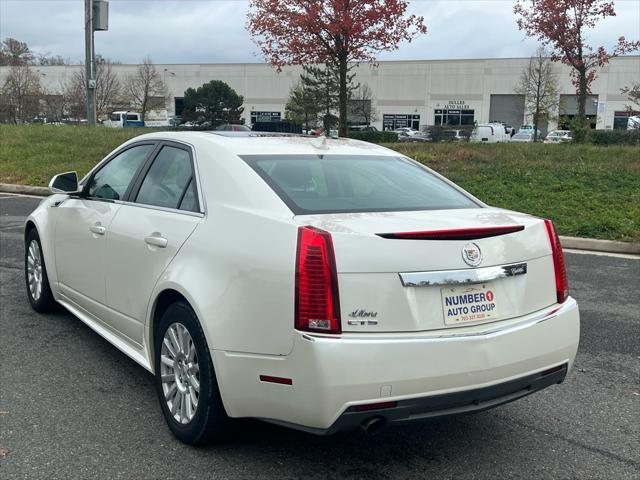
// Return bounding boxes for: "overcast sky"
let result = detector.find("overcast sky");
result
[1,0,639,65]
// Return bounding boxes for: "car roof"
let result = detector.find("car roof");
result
[129,131,397,157]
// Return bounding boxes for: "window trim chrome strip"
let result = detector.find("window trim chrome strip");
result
[398,262,527,287]
[113,200,204,218]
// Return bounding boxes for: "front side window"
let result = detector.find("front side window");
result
[135,146,196,210]
[242,155,479,214]
[88,144,154,200]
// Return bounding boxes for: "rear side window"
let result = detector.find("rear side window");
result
[242,155,478,214]
[135,146,197,211]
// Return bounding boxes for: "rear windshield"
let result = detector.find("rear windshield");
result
[241,155,479,214]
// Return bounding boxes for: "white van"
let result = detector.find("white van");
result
[104,111,144,128]
[471,123,510,143]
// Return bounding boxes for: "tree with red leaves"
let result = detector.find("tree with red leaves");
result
[514,0,639,121]
[247,0,426,137]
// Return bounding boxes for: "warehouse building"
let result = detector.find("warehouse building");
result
[4,55,639,132]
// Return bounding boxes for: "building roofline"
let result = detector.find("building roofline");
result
[35,54,639,68]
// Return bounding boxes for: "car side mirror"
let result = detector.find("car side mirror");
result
[49,171,80,194]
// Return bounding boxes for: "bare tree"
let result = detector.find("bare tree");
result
[0,37,34,66]
[516,47,559,141]
[348,84,378,126]
[67,55,123,119]
[122,57,167,121]
[36,53,69,66]
[41,85,69,122]
[1,64,41,122]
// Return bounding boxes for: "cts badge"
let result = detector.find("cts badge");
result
[462,242,482,267]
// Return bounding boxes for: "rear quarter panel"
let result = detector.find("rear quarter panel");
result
[156,207,298,355]
[147,140,299,356]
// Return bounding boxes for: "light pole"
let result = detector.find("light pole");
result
[84,0,108,125]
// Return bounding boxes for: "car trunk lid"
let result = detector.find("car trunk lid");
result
[294,208,556,333]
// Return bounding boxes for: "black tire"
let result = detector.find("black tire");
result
[154,301,228,445]
[24,228,57,313]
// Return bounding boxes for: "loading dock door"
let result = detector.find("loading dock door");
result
[559,95,598,129]
[489,95,525,130]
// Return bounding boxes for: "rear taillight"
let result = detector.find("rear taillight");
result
[295,226,341,334]
[544,219,568,304]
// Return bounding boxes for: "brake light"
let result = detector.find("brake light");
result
[295,226,341,334]
[377,225,524,241]
[544,219,568,304]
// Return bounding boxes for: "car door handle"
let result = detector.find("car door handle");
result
[144,234,168,248]
[89,224,106,235]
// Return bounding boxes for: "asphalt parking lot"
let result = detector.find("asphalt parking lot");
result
[1,194,638,480]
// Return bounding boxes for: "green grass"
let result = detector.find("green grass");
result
[1,125,638,242]
[0,124,146,186]
[387,142,640,243]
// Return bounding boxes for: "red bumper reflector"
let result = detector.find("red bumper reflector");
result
[354,401,398,412]
[377,225,525,241]
[259,375,293,385]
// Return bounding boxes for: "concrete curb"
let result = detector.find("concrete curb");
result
[559,236,640,255]
[1,183,638,255]
[0,183,50,197]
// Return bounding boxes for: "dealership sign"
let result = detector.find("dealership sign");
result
[447,100,471,110]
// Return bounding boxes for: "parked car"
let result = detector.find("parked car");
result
[348,125,379,132]
[27,131,579,444]
[216,124,251,132]
[168,116,182,127]
[544,130,572,144]
[441,129,467,142]
[511,133,534,143]
[518,124,542,138]
[471,123,510,143]
[393,127,419,136]
[398,131,431,142]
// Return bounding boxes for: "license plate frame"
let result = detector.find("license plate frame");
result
[441,283,499,326]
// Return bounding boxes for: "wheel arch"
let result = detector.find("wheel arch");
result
[148,288,205,371]
[24,219,37,240]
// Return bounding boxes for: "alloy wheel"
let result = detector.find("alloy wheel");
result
[27,239,43,302]
[160,322,200,424]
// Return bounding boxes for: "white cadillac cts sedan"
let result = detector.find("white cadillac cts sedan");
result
[25,131,579,444]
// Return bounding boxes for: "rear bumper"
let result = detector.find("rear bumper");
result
[212,298,579,433]
[271,363,567,435]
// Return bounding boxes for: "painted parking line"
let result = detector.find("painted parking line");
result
[0,193,45,200]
